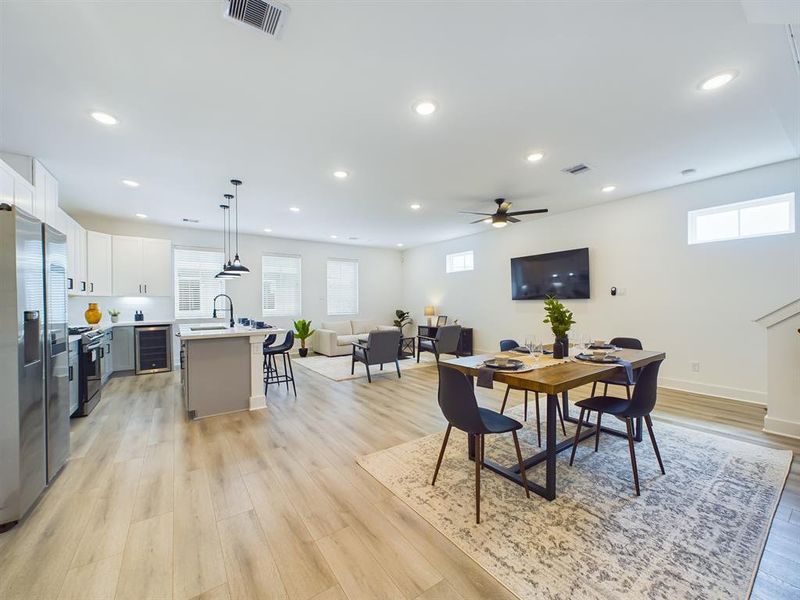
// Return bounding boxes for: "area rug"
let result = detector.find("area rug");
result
[293,352,438,381]
[358,405,792,600]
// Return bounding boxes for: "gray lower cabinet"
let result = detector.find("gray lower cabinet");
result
[68,339,79,416]
[101,330,114,384]
[112,326,135,371]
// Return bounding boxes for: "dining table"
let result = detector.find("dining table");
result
[440,347,666,501]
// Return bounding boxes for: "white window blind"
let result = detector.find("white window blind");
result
[688,193,795,244]
[174,247,225,319]
[262,254,302,316]
[326,258,359,316]
[446,250,474,273]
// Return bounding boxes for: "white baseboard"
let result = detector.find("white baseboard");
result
[763,416,800,440]
[657,377,767,405]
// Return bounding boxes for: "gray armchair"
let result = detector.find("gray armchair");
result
[418,325,462,364]
[351,329,403,383]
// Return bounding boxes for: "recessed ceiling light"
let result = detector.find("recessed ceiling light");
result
[330,235,338,239]
[410,203,421,210]
[699,71,737,91]
[263,228,272,233]
[121,179,139,188]
[526,152,545,163]
[135,213,147,219]
[601,185,616,193]
[333,170,348,179]
[396,243,404,247]
[413,100,437,116]
[289,207,300,212]
[91,111,118,125]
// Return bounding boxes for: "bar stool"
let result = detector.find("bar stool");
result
[262,334,277,378]
[264,331,296,396]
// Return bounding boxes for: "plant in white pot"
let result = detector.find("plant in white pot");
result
[108,308,121,323]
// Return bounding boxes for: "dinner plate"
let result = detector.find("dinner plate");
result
[575,353,620,364]
[588,343,617,350]
[483,358,525,370]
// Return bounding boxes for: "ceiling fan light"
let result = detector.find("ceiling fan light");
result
[492,221,508,228]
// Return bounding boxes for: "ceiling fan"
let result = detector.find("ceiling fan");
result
[460,198,548,228]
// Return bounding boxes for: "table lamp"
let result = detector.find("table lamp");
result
[424,305,435,326]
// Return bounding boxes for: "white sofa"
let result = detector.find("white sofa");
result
[313,319,398,357]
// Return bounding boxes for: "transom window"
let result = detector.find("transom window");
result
[326,258,359,316]
[262,254,302,317]
[446,250,474,273]
[688,193,795,245]
[174,247,225,319]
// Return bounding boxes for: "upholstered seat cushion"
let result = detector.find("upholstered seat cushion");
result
[419,338,435,352]
[337,334,360,346]
[575,395,631,415]
[478,407,523,434]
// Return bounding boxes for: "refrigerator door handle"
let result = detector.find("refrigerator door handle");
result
[69,366,73,381]
[67,277,73,290]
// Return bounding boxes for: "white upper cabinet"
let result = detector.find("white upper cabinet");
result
[0,157,35,215]
[34,160,59,226]
[86,230,112,296]
[64,214,87,295]
[112,235,172,296]
[0,163,16,207]
[14,178,35,215]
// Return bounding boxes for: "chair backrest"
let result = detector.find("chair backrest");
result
[499,339,519,352]
[435,325,462,354]
[437,366,485,434]
[278,330,294,351]
[626,359,663,417]
[610,336,643,350]
[366,329,402,364]
[262,334,277,351]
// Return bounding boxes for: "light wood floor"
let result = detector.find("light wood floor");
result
[0,362,797,600]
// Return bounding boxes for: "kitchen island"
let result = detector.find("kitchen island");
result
[178,323,285,419]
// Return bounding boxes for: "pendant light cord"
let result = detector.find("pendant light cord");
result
[234,183,240,256]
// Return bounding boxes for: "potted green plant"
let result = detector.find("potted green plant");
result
[108,308,121,323]
[293,319,315,357]
[542,295,575,358]
[393,309,412,336]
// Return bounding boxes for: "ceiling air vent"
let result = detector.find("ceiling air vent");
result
[224,0,289,38]
[561,163,591,175]
[182,218,199,223]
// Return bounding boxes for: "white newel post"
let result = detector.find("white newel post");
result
[755,299,800,439]
[249,334,267,411]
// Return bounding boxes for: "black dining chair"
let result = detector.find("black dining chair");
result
[264,331,296,396]
[351,329,402,383]
[497,339,566,446]
[590,337,643,400]
[569,359,665,495]
[431,366,530,524]
[418,325,462,364]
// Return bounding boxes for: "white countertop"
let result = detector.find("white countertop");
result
[178,323,286,341]
[69,320,175,332]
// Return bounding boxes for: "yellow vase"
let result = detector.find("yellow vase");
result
[84,302,101,325]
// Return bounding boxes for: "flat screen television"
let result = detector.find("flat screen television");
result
[510,248,590,300]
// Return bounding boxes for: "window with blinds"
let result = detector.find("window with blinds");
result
[262,254,302,316]
[173,248,225,319]
[326,258,359,316]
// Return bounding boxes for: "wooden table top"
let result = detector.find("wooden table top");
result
[441,348,666,395]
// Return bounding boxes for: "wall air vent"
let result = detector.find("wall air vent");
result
[224,0,289,38]
[561,163,591,175]
[182,218,199,223]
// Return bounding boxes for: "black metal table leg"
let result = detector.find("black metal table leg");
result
[545,393,557,500]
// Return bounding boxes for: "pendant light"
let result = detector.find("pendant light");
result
[225,178,250,274]
[216,198,240,279]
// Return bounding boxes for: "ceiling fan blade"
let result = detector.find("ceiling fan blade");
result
[507,216,521,223]
[506,209,549,216]
[470,217,492,224]
[459,211,493,216]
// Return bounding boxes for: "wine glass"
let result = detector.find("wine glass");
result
[531,341,543,363]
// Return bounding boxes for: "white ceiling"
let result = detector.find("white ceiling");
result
[1,1,797,248]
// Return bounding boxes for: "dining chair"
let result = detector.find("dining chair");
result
[418,325,462,364]
[590,337,643,400]
[351,329,402,383]
[264,331,296,396]
[569,359,665,495]
[431,366,530,523]
[497,339,566,446]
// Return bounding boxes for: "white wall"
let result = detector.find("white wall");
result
[401,159,800,405]
[68,215,403,331]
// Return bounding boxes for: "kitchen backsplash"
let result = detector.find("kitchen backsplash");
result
[68,296,175,326]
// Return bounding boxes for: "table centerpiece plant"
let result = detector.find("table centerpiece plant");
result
[293,319,315,357]
[543,295,575,358]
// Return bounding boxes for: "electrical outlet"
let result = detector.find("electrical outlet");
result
[691,362,700,373]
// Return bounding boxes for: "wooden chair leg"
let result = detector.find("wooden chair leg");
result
[603,382,608,395]
[475,434,481,524]
[535,394,541,447]
[555,399,566,436]
[569,408,586,466]
[351,348,356,375]
[480,432,484,468]
[395,359,401,378]
[594,411,602,451]
[500,386,510,414]
[512,430,530,498]
[524,390,528,421]
[625,385,631,400]
[591,381,597,397]
[365,363,371,383]
[431,424,452,485]
[625,417,640,496]
[644,415,665,474]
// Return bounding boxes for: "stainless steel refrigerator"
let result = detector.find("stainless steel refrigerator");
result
[0,204,69,531]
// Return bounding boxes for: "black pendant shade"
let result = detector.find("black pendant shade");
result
[216,198,241,279]
[225,179,250,274]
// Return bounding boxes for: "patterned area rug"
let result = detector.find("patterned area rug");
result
[358,405,792,599]
[294,352,438,381]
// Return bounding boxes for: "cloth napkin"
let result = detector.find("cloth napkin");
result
[477,366,494,389]
[616,358,635,384]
